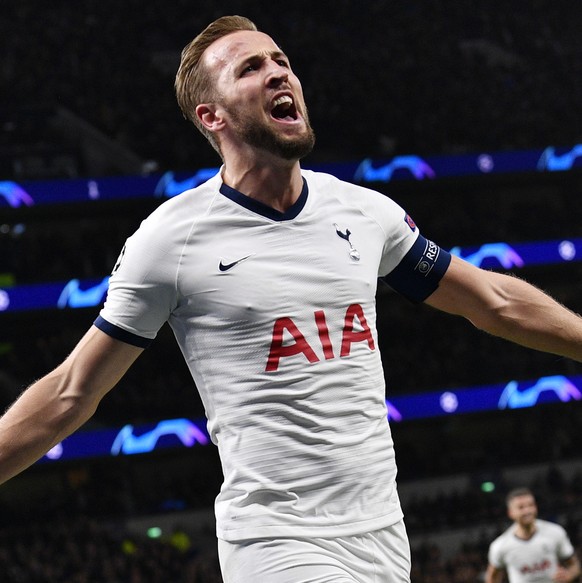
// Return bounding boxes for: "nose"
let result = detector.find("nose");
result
[265,61,289,87]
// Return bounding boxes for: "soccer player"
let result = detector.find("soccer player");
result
[486,488,580,583]
[2,15,582,582]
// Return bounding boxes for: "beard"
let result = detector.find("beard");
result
[225,104,316,161]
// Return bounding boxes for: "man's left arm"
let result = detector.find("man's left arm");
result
[554,555,581,582]
[425,255,582,362]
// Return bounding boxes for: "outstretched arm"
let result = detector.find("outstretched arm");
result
[426,255,582,361]
[0,325,143,485]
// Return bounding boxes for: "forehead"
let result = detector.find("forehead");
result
[509,494,535,508]
[203,30,283,75]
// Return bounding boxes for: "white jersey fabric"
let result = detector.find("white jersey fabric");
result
[97,169,445,542]
[488,519,576,582]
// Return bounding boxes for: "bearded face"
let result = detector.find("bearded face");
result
[200,30,316,163]
[223,98,315,161]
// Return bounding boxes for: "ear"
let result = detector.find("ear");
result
[196,103,226,133]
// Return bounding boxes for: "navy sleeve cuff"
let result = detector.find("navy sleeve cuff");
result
[94,315,153,348]
[382,235,451,303]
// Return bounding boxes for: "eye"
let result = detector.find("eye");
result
[241,64,257,75]
[276,59,289,68]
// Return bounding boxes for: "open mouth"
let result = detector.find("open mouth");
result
[270,95,298,122]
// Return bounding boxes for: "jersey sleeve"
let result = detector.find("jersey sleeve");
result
[488,538,505,569]
[556,524,576,560]
[95,213,180,347]
[343,178,451,304]
[376,205,451,303]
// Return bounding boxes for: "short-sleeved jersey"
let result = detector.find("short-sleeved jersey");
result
[488,519,576,582]
[97,169,449,541]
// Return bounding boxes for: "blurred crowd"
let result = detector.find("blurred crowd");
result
[1,461,581,582]
[0,518,223,583]
[1,0,581,176]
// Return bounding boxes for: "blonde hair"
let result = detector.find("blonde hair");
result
[175,15,258,155]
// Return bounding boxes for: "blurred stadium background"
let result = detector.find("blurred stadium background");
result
[1,1,582,581]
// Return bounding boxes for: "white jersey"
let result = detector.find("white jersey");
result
[97,169,448,541]
[488,519,576,582]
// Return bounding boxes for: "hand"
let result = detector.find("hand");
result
[553,566,572,582]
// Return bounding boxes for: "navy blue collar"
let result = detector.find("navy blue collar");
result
[219,178,308,221]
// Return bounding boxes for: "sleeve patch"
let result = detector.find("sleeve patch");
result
[404,213,417,231]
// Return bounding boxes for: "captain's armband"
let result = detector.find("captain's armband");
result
[382,235,451,303]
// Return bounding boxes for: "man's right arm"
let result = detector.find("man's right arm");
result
[0,325,144,485]
[485,563,505,583]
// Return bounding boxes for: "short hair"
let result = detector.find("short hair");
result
[175,15,258,156]
[506,487,534,505]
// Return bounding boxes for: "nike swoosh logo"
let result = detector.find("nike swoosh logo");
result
[219,254,253,272]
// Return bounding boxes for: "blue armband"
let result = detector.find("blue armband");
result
[382,235,451,303]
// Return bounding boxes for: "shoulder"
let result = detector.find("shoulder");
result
[301,169,407,223]
[146,174,221,227]
[115,174,221,273]
[490,526,514,549]
[302,169,389,200]
[537,519,568,536]
[131,174,222,247]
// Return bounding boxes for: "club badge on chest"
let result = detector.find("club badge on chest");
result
[334,223,360,261]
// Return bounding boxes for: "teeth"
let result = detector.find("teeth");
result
[273,95,293,109]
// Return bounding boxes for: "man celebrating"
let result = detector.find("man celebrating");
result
[3,15,582,582]
[486,488,580,583]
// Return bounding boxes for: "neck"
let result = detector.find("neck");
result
[515,521,536,540]
[221,152,304,213]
